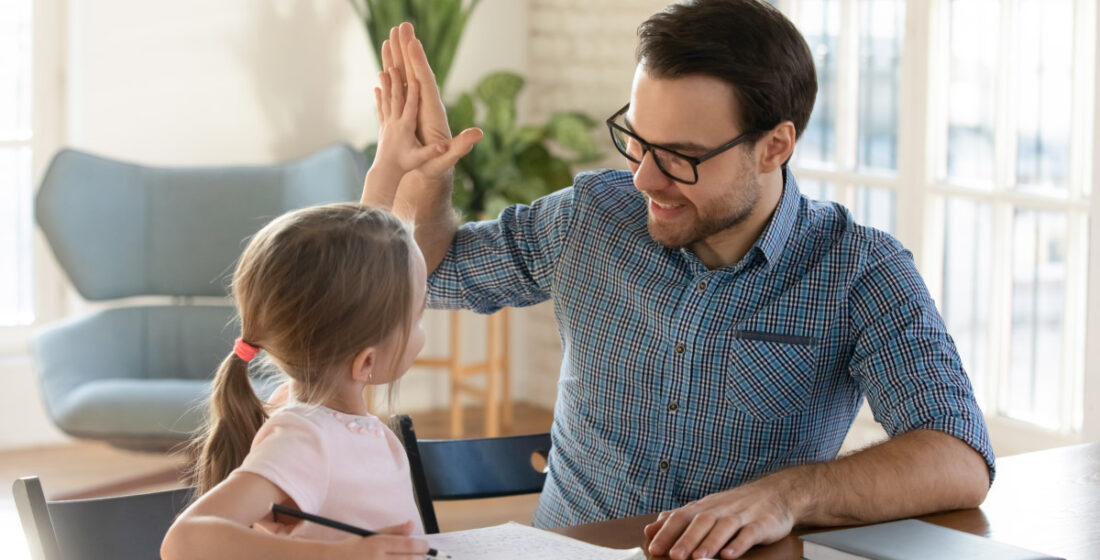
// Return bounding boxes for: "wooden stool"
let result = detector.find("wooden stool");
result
[414,308,513,438]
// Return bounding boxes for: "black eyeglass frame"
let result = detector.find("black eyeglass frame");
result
[605,103,764,185]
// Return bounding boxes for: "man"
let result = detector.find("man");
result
[374,2,994,558]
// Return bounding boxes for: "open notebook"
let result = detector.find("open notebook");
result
[423,522,649,560]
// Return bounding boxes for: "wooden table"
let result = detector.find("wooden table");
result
[554,442,1100,559]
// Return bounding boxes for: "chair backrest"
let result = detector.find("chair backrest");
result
[31,143,365,452]
[12,476,194,560]
[388,414,551,534]
[36,143,366,300]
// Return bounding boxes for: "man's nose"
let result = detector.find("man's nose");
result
[632,152,674,193]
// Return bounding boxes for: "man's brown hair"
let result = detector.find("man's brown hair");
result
[637,0,818,140]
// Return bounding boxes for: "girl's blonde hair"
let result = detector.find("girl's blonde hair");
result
[193,203,416,496]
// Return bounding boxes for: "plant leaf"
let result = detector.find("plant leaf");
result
[447,93,476,134]
[363,142,378,167]
[547,111,601,160]
[513,144,572,199]
[476,72,525,134]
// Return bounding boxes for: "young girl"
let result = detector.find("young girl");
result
[161,30,481,560]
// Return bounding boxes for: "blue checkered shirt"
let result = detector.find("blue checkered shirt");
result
[427,168,995,528]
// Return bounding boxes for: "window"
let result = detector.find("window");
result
[784,0,905,236]
[774,0,1096,448]
[0,0,35,327]
[930,0,1092,435]
[1,0,63,355]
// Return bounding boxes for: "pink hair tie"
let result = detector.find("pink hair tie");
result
[234,338,260,362]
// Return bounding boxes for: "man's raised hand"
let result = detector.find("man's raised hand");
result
[362,66,481,209]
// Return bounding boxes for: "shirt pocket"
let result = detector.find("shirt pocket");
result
[724,330,819,420]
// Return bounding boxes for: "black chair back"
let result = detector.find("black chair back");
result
[388,414,551,533]
[13,476,193,560]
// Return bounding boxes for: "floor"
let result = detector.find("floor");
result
[0,403,554,559]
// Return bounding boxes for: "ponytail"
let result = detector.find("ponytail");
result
[188,203,418,495]
[193,351,267,496]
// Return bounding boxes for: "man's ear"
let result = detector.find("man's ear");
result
[351,347,377,383]
[756,121,796,174]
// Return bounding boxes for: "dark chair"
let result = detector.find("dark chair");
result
[12,476,193,560]
[387,414,551,534]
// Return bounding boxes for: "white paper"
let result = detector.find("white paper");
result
[424,521,647,560]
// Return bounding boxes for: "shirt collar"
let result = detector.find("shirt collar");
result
[752,166,801,269]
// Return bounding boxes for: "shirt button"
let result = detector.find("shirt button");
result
[659,460,670,471]
[668,402,679,412]
[696,280,707,292]
[674,343,685,354]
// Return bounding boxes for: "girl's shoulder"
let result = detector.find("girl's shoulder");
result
[263,403,385,441]
[251,404,329,446]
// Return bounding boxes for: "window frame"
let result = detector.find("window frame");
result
[776,0,1100,452]
[0,0,67,357]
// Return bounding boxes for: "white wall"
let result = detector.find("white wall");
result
[0,357,70,449]
[66,0,527,165]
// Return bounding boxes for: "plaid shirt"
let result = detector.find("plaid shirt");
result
[428,168,995,528]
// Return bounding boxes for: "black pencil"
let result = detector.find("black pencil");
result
[271,503,448,558]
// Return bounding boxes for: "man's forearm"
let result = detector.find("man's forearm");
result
[779,429,990,526]
[389,173,459,275]
[412,211,457,275]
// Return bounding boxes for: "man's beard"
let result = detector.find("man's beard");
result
[647,172,763,250]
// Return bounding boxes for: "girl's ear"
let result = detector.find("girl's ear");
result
[351,347,377,383]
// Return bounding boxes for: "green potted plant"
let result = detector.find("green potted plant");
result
[347,0,478,94]
[347,0,601,219]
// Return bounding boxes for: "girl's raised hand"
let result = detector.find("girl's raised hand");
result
[363,66,482,209]
[374,68,443,176]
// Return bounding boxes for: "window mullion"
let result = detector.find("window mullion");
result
[1082,0,1100,443]
[835,0,859,207]
[788,168,896,189]
[32,0,68,326]
[897,0,932,266]
[921,0,951,306]
[986,0,1017,422]
[928,184,1089,213]
[994,0,1017,194]
[1063,210,1088,433]
[1061,0,1096,435]
[1070,0,1096,201]
[988,199,1014,418]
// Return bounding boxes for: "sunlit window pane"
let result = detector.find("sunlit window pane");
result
[796,177,836,203]
[0,146,33,325]
[856,0,902,174]
[795,0,840,168]
[0,0,32,139]
[1014,0,1073,193]
[945,0,999,188]
[851,186,895,234]
[940,198,993,409]
[0,0,33,327]
[1004,209,1066,428]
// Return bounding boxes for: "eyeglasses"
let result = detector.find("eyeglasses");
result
[605,103,762,185]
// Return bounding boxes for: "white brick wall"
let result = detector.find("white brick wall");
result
[527,0,669,123]
[515,1,670,410]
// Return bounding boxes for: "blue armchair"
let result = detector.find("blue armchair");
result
[32,144,366,451]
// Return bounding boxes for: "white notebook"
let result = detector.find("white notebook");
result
[423,521,647,560]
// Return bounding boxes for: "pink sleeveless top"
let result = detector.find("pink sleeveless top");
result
[237,403,424,540]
